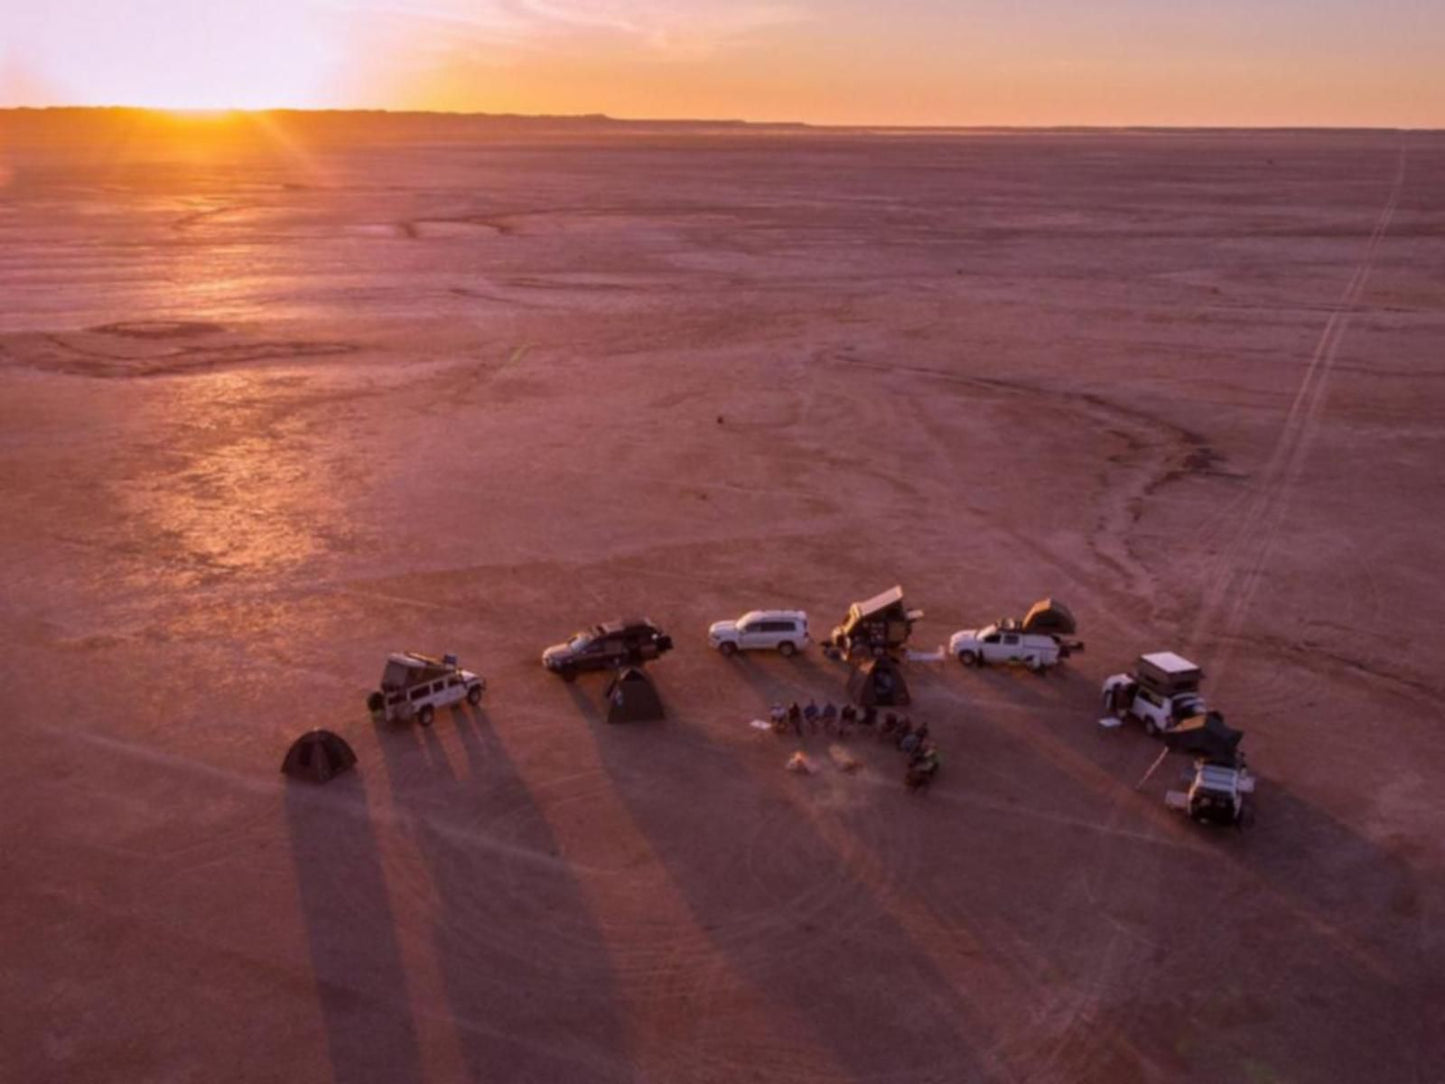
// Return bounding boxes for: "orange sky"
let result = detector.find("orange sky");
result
[2,1,1442,126]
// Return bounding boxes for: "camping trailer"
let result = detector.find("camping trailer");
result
[830,586,923,660]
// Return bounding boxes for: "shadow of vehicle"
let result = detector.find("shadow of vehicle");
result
[370,707,634,1083]
[578,701,1000,1081]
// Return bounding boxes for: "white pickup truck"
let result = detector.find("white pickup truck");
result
[949,598,1081,673]
[949,625,1067,671]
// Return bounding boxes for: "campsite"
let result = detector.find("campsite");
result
[2,115,1442,1082]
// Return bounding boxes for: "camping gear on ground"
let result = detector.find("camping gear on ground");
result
[786,751,815,774]
[907,648,947,662]
[905,747,940,790]
[828,744,860,773]
[282,730,357,783]
[847,655,912,707]
[604,666,665,724]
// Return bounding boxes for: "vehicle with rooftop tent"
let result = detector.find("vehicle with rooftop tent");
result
[949,598,1082,672]
[367,651,485,725]
[1101,651,1207,735]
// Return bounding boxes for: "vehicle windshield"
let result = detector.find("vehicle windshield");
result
[978,624,997,639]
[568,632,594,650]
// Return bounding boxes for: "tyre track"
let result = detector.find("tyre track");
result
[1185,144,1408,675]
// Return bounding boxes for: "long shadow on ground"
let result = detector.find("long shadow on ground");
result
[579,696,1002,1083]
[285,774,425,1084]
[374,707,634,1084]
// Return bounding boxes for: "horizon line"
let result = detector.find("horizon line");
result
[0,104,1437,135]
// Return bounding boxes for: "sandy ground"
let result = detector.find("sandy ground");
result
[2,116,1443,1083]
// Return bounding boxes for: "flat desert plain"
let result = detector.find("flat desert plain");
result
[2,114,1443,1083]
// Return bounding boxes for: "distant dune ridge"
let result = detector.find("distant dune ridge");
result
[0,105,820,149]
[0,106,1422,152]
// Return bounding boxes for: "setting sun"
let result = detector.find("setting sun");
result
[2,0,343,111]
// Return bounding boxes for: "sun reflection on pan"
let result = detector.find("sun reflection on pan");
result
[118,367,356,587]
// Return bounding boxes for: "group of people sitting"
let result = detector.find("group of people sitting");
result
[769,700,942,788]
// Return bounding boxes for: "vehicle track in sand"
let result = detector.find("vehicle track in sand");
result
[1185,144,1409,682]
[821,352,1230,635]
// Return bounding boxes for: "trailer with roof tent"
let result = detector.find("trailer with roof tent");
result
[829,586,923,660]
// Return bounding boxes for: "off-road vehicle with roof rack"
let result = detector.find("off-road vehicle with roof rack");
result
[367,651,486,725]
[1101,651,1207,735]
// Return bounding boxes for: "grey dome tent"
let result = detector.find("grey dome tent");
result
[282,730,358,783]
[846,656,911,707]
[605,667,665,724]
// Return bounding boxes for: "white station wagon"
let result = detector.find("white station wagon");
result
[708,610,810,656]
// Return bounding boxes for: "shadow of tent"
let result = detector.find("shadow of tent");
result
[846,656,911,707]
[282,730,358,783]
[604,667,665,724]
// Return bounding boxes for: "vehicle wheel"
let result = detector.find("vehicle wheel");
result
[719,641,738,657]
[1027,657,1043,673]
[466,684,483,706]
[559,665,578,683]
[778,641,797,658]
[960,650,979,667]
[1144,717,1159,737]
[418,704,435,727]
[366,691,385,713]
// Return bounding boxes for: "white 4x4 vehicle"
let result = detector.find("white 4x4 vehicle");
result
[367,652,485,725]
[949,624,1065,671]
[1101,652,1205,735]
[708,610,809,656]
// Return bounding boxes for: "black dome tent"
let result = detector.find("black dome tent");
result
[282,730,358,783]
[605,667,665,724]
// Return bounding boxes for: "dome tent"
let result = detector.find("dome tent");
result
[846,655,911,707]
[282,730,358,783]
[605,666,665,724]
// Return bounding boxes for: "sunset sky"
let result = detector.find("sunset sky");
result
[2,0,1441,127]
